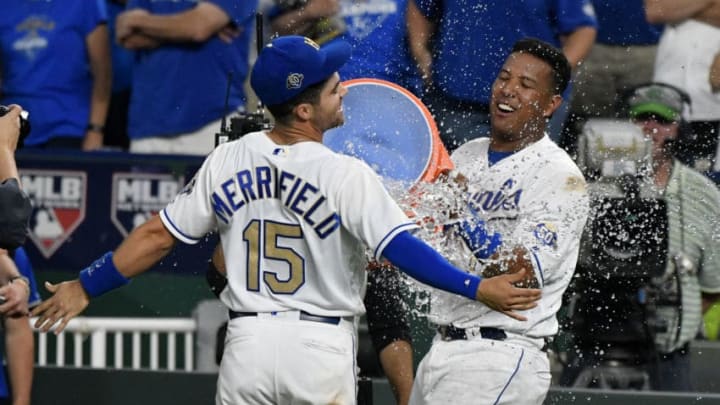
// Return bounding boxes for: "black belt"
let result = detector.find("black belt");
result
[439,325,507,341]
[438,324,549,352]
[228,310,342,325]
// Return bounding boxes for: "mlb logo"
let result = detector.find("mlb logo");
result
[20,170,87,258]
[111,173,184,237]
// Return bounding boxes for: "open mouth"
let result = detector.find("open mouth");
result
[497,103,516,113]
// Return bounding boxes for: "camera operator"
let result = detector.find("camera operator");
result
[627,83,720,391]
[565,84,720,391]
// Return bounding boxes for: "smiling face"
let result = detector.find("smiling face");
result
[310,73,348,132]
[489,52,562,151]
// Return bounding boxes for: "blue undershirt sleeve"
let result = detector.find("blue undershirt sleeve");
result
[381,231,481,300]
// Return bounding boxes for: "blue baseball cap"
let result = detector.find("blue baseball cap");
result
[251,36,352,106]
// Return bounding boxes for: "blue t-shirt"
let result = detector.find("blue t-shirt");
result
[0,247,41,398]
[127,0,256,140]
[329,0,421,94]
[594,0,662,46]
[0,0,108,146]
[416,0,597,104]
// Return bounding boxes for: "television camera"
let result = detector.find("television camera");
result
[562,118,676,389]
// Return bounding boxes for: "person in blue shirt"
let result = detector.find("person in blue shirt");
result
[117,0,257,156]
[407,0,597,151]
[269,0,423,95]
[570,0,662,120]
[0,247,40,405]
[0,0,111,150]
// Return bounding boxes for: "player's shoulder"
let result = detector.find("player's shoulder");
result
[452,137,490,163]
[535,136,583,175]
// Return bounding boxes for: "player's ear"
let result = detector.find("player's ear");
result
[543,94,562,119]
[294,102,314,122]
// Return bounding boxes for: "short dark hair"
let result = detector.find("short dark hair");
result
[511,38,571,95]
[266,77,330,125]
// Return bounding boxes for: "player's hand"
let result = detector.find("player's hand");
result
[0,104,23,152]
[475,269,541,321]
[31,280,90,334]
[0,280,30,317]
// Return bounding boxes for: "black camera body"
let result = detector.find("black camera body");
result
[215,111,271,146]
[0,105,31,149]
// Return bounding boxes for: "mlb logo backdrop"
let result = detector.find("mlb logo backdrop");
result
[21,170,87,258]
[16,150,214,275]
[111,173,185,237]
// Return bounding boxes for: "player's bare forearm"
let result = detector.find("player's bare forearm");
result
[475,269,541,321]
[32,215,176,333]
[211,244,227,276]
[112,215,176,278]
[379,339,414,405]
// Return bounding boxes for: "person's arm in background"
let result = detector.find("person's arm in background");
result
[644,0,715,24]
[365,267,413,405]
[270,0,340,36]
[116,2,235,45]
[406,0,435,88]
[2,248,39,405]
[694,0,720,28]
[559,26,596,69]
[4,315,32,405]
[83,23,112,151]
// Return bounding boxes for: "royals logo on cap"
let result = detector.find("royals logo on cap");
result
[250,35,352,106]
[20,169,87,258]
[287,73,304,90]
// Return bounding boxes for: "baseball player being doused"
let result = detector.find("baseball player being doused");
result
[409,38,590,405]
[30,35,541,405]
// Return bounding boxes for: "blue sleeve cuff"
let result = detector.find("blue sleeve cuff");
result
[79,252,131,298]
[381,231,481,300]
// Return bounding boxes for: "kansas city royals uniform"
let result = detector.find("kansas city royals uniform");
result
[410,135,589,405]
[160,130,416,404]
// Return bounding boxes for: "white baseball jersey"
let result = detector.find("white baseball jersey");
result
[429,135,589,338]
[160,131,416,317]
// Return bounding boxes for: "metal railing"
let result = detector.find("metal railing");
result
[31,317,197,371]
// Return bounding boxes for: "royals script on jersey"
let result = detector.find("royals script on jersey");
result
[160,131,416,317]
[430,135,589,338]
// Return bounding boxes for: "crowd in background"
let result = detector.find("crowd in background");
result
[1,0,720,403]
[1,0,719,175]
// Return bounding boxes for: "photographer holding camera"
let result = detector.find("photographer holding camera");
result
[0,104,35,405]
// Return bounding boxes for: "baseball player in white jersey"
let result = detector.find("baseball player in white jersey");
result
[409,38,589,405]
[31,35,541,404]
